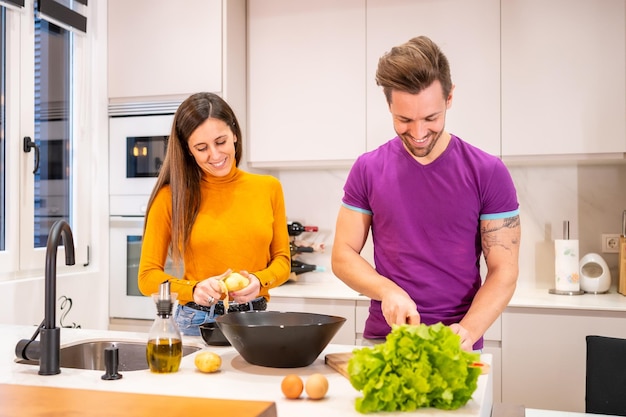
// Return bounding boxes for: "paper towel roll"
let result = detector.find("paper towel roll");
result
[555,239,580,291]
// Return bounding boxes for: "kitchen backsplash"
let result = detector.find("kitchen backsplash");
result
[275,162,626,290]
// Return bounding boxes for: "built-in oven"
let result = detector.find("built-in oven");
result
[109,216,181,320]
[109,216,152,319]
[109,111,177,319]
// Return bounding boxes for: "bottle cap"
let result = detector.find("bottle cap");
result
[156,280,173,317]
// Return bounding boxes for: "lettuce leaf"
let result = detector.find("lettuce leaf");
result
[347,323,481,413]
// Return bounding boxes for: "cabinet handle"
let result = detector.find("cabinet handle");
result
[23,136,40,174]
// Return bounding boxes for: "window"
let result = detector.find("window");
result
[0,0,92,277]
[33,14,72,248]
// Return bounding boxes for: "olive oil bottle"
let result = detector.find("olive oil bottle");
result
[147,280,182,373]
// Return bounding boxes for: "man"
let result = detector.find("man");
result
[331,36,520,351]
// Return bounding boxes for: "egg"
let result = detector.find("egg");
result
[281,374,304,399]
[305,373,328,400]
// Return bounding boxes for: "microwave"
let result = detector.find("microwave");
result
[109,114,174,216]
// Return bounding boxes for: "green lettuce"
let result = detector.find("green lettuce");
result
[347,323,481,413]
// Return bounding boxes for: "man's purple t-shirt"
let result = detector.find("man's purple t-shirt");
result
[342,135,519,349]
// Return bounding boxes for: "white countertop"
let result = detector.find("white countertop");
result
[508,286,626,312]
[270,272,367,301]
[525,410,595,417]
[272,272,626,313]
[2,324,492,417]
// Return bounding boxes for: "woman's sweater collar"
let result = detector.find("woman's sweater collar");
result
[200,163,241,185]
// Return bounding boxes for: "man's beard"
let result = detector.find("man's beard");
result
[398,128,444,159]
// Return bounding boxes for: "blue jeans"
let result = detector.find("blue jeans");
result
[175,304,218,336]
[175,298,261,336]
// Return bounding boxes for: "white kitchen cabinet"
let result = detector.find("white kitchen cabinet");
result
[247,0,366,168]
[267,297,357,345]
[483,315,502,404]
[501,0,626,156]
[365,0,502,157]
[108,0,223,101]
[248,0,501,167]
[355,300,369,345]
[501,307,626,412]
[248,1,626,166]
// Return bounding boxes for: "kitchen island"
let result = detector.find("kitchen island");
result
[1,324,492,417]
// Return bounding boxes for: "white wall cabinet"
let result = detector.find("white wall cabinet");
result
[501,307,626,412]
[108,0,223,101]
[501,0,626,156]
[365,0,501,156]
[247,0,366,168]
[248,0,501,167]
[249,1,626,165]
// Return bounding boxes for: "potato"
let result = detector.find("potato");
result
[223,272,249,292]
[219,272,250,310]
[194,351,222,373]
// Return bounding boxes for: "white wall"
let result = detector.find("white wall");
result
[0,271,109,329]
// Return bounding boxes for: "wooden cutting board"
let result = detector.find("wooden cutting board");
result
[325,352,352,379]
[0,384,277,417]
[325,352,490,379]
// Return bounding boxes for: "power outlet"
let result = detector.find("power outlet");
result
[602,234,620,253]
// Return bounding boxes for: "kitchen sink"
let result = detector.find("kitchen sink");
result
[16,339,202,371]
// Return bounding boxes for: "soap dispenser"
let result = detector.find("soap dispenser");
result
[147,280,182,373]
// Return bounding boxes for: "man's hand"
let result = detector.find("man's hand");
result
[449,323,474,351]
[381,290,420,326]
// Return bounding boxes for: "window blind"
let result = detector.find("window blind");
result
[0,0,25,9]
[37,0,87,33]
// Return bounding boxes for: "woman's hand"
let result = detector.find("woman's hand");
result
[229,271,261,304]
[193,269,232,306]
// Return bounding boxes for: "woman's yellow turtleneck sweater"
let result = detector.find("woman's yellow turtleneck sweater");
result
[138,166,291,305]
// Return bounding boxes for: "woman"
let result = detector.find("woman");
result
[138,92,291,335]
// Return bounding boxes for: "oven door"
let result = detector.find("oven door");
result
[109,216,180,320]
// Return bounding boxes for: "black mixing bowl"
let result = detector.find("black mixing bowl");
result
[199,322,231,346]
[215,311,346,368]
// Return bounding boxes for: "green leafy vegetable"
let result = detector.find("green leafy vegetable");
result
[347,323,481,413]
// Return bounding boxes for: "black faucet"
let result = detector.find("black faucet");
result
[15,220,75,375]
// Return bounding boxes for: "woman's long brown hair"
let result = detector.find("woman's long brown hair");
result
[143,92,243,265]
